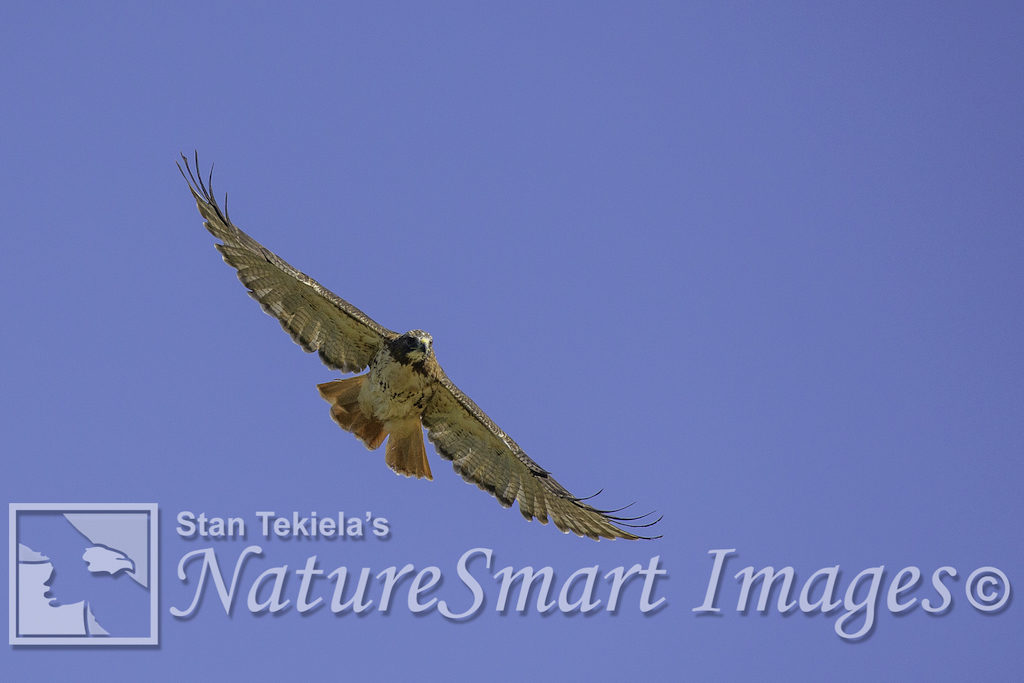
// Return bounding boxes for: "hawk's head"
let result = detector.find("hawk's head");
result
[393,329,433,363]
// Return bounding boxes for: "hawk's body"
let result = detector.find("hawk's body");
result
[321,332,438,479]
[363,333,435,424]
[180,155,658,540]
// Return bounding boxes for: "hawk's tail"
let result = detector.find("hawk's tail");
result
[317,378,433,480]
[384,418,433,480]
[318,377,386,449]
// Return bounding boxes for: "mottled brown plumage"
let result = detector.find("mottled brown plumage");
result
[180,154,660,540]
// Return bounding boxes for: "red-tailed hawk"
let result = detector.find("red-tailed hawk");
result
[180,155,660,540]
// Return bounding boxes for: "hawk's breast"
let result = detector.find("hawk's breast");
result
[359,346,434,422]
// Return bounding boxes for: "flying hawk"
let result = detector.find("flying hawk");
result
[180,155,659,540]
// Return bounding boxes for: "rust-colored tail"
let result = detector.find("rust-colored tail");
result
[317,378,432,479]
[385,418,433,480]
[318,377,386,450]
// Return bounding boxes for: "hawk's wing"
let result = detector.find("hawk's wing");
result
[180,155,397,372]
[422,373,661,540]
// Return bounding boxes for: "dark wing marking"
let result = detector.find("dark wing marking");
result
[179,154,397,372]
[421,372,661,540]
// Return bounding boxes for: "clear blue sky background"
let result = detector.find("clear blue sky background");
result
[2,2,1021,680]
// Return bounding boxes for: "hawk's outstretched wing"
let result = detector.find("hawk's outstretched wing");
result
[422,374,661,540]
[179,154,397,372]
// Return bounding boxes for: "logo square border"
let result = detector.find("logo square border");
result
[9,503,159,646]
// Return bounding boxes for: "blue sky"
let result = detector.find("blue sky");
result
[2,2,1021,680]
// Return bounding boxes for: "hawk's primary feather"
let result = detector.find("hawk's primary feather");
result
[180,153,660,540]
